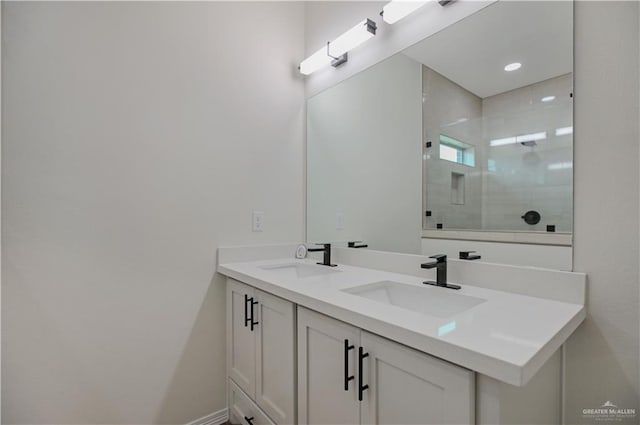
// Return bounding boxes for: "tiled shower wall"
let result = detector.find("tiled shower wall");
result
[423,66,573,232]
[481,74,573,232]
[422,66,483,229]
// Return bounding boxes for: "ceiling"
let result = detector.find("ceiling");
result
[402,1,573,99]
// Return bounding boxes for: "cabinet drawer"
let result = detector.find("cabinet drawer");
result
[229,378,276,425]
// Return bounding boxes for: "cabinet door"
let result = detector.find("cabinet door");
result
[227,279,257,399]
[298,307,360,425]
[255,290,295,425]
[360,331,475,425]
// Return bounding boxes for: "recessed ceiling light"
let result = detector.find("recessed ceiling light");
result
[541,96,556,102]
[504,62,522,72]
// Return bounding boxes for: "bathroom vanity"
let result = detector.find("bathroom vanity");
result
[223,2,582,424]
[218,244,586,425]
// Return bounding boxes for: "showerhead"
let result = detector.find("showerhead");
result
[522,151,541,166]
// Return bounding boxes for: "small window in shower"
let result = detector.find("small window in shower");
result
[439,134,475,167]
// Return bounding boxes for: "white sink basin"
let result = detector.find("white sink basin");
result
[259,263,340,278]
[343,281,486,318]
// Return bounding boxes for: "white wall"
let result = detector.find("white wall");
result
[1,2,304,424]
[305,0,640,420]
[307,53,422,254]
[568,1,639,422]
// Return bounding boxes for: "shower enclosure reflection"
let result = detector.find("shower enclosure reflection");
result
[423,69,573,233]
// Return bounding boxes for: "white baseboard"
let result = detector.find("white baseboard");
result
[186,408,228,425]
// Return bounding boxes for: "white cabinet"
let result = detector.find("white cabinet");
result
[297,307,360,425]
[228,279,256,397]
[227,279,295,425]
[255,288,296,424]
[297,307,475,425]
[225,273,564,425]
[361,332,474,425]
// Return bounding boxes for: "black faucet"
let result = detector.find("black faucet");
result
[421,254,461,290]
[459,250,481,260]
[348,241,368,248]
[308,243,337,267]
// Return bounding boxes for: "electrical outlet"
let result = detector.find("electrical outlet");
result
[252,211,264,232]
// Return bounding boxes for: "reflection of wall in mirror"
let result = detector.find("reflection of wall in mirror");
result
[307,53,422,254]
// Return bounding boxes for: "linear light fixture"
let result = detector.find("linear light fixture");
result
[299,19,377,75]
[381,1,430,24]
[555,126,573,136]
[517,132,547,143]
[381,0,452,25]
[489,136,517,147]
[490,132,547,147]
[548,161,573,170]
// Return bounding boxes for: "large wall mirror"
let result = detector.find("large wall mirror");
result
[307,1,573,270]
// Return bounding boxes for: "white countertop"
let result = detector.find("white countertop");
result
[218,257,585,386]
